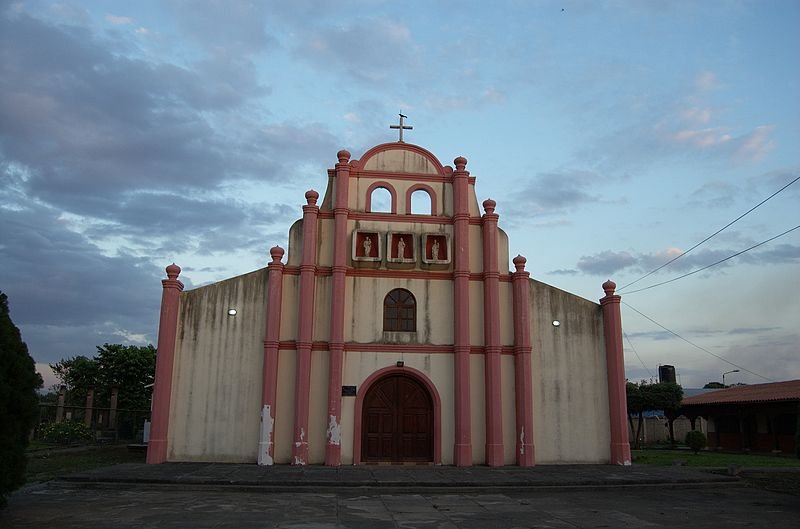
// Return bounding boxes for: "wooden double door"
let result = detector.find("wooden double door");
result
[361,374,433,463]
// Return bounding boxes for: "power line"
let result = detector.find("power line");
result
[623,331,654,378]
[622,224,800,295]
[619,174,800,292]
[622,301,772,382]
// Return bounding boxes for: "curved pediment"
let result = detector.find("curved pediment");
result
[355,143,447,175]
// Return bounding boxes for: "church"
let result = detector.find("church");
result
[145,122,631,467]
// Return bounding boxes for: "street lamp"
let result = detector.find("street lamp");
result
[722,369,740,386]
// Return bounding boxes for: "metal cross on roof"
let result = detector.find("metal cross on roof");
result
[390,113,413,142]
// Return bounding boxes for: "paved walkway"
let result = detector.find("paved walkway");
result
[55,462,739,492]
[4,464,800,528]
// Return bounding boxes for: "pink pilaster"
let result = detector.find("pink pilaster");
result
[481,199,503,466]
[292,190,320,465]
[452,156,472,466]
[325,150,351,466]
[600,280,632,466]
[511,256,535,466]
[259,246,285,465]
[147,263,184,464]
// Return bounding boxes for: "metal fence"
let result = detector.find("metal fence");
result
[35,403,150,443]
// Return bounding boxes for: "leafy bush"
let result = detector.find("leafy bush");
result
[41,421,93,445]
[685,430,707,454]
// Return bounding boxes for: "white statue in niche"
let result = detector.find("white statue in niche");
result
[431,239,440,260]
[363,236,372,257]
[397,237,406,259]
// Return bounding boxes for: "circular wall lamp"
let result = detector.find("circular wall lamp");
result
[552,320,561,327]
[227,308,237,316]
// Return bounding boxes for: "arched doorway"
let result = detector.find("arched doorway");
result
[361,374,433,463]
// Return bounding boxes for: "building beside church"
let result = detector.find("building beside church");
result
[146,137,631,467]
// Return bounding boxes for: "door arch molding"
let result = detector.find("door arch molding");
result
[353,365,442,465]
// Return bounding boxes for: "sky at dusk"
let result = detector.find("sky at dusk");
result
[1,0,798,390]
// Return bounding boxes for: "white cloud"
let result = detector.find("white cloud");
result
[681,107,712,124]
[672,127,732,148]
[694,71,718,92]
[105,14,133,25]
[735,125,774,161]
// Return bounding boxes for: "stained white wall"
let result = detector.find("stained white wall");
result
[168,269,268,462]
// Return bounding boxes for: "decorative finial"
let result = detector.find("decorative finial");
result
[166,263,181,280]
[305,189,319,205]
[269,246,285,263]
[390,113,413,142]
[454,156,467,171]
[482,198,496,214]
[602,279,617,296]
[513,255,527,272]
[337,149,351,163]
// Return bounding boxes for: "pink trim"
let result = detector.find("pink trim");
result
[600,280,632,466]
[325,150,351,465]
[261,246,285,463]
[452,156,472,466]
[511,256,535,466]
[352,142,447,176]
[292,191,320,465]
[282,266,514,282]
[352,365,442,465]
[481,201,503,466]
[405,183,438,215]
[276,341,519,355]
[147,264,184,464]
[364,181,398,213]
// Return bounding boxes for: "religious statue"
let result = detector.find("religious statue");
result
[363,236,372,257]
[397,237,406,259]
[431,239,440,260]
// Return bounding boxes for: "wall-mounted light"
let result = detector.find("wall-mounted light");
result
[396,361,404,368]
[552,320,560,327]
[228,308,237,316]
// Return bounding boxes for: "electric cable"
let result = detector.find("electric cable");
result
[619,174,800,292]
[621,224,800,295]
[622,301,773,382]
[623,331,654,379]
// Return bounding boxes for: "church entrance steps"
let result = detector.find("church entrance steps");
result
[53,463,741,493]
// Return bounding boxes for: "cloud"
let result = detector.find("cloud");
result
[735,125,774,160]
[292,18,419,84]
[574,236,800,277]
[105,14,133,25]
[694,71,718,92]
[577,251,638,276]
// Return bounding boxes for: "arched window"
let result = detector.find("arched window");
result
[369,187,392,213]
[410,189,433,215]
[383,289,416,332]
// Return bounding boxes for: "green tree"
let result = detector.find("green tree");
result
[50,344,155,410]
[0,291,42,508]
[685,430,707,454]
[703,382,726,389]
[626,381,684,449]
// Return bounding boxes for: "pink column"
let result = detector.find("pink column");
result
[109,386,119,429]
[481,199,503,466]
[600,280,632,465]
[55,385,66,423]
[292,190,320,465]
[326,150,351,466]
[452,156,472,466]
[147,263,184,464]
[259,246,285,465]
[511,256,535,466]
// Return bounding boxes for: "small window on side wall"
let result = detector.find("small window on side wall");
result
[383,288,416,332]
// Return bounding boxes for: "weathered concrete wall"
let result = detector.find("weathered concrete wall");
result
[168,268,268,462]
[347,276,454,345]
[529,280,611,463]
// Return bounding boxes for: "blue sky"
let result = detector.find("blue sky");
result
[1,0,798,390]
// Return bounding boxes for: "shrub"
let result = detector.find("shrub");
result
[685,430,707,454]
[41,421,93,445]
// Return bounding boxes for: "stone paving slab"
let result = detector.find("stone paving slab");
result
[2,485,799,528]
[56,463,739,492]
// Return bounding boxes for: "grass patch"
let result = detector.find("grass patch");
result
[25,444,145,484]
[633,449,800,468]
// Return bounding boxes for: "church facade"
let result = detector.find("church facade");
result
[146,140,631,466]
